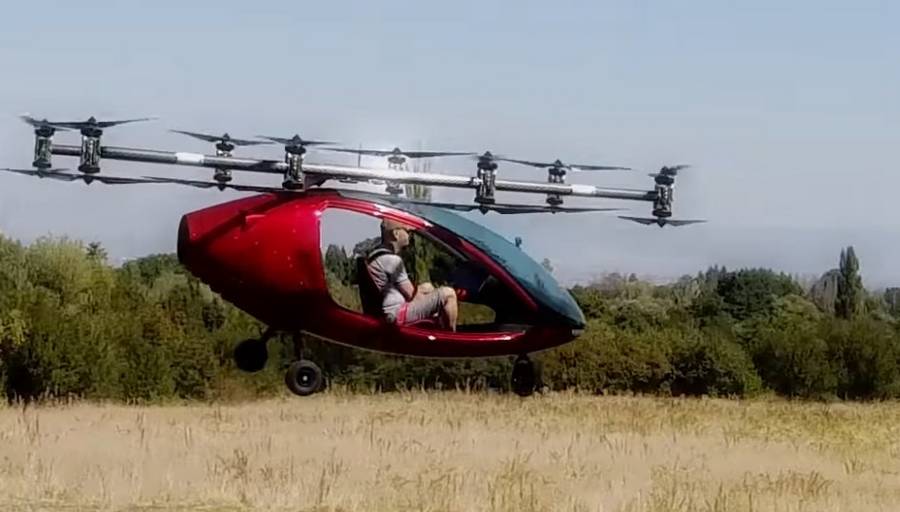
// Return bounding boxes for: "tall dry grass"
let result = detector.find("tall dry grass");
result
[2,389,900,511]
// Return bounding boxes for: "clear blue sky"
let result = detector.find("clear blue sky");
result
[1,1,898,286]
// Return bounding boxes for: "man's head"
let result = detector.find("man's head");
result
[380,218,412,251]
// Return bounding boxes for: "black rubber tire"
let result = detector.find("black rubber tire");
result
[285,360,323,397]
[511,357,536,397]
[233,338,267,373]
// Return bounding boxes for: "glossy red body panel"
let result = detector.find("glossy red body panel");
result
[178,189,578,358]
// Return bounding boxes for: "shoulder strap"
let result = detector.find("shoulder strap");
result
[366,247,393,263]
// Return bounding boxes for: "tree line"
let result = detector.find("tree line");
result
[2,233,899,403]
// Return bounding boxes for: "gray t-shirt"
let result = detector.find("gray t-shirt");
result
[367,251,410,320]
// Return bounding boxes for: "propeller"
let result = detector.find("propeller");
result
[19,115,70,131]
[433,203,624,215]
[618,216,706,227]
[256,134,338,147]
[116,175,628,215]
[495,157,631,172]
[648,164,691,178]
[401,150,477,159]
[20,115,156,130]
[321,147,476,159]
[1,168,166,185]
[170,130,271,147]
[475,151,498,161]
[140,176,285,193]
[375,195,624,215]
[473,151,500,165]
[2,167,71,177]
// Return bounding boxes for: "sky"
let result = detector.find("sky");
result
[1,1,898,287]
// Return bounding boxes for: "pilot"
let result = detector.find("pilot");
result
[367,218,458,331]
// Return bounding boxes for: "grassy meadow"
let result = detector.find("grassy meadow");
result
[2,390,899,511]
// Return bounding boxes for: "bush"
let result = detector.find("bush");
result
[825,318,900,399]
[716,268,803,321]
[541,321,671,394]
[741,295,838,398]
[668,328,762,397]
[4,234,900,404]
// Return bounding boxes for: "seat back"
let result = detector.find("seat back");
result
[355,256,385,317]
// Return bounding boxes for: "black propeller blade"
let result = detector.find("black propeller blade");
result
[132,176,628,215]
[401,150,477,158]
[20,115,156,130]
[140,176,288,193]
[19,115,71,131]
[320,147,395,157]
[649,164,691,178]
[472,204,625,215]
[495,157,631,171]
[2,167,69,176]
[618,216,706,227]
[376,195,624,215]
[321,147,475,158]
[1,168,165,185]
[256,135,337,147]
[473,151,499,161]
[170,130,271,146]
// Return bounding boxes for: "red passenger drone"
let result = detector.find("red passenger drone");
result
[177,189,587,397]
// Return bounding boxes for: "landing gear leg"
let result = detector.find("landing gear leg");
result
[284,332,324,397]
[511,354,536,397]
[233,328,274,373]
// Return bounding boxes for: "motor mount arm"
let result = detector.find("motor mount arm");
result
[48,143,659,203]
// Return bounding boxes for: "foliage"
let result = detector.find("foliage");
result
[1,233,900,403]
[836,246,864,320]
[715,268,803,322]
[825,317,900,399]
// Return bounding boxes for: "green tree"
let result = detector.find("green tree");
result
[884,288,900,317]
[86,241,108,263]
[835,246,863,320]
[715,268,803,322]
[826,317,900,399]
[744,295,837,398]
[324,244,352,284]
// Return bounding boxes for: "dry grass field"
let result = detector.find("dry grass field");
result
[2,390,900,511]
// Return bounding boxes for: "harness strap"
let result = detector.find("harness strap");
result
[366,247,392,263]
[365,247,395,299]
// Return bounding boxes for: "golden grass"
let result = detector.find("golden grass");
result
[2,390,900,511]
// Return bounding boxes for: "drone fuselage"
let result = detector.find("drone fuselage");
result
[176,188,581,358]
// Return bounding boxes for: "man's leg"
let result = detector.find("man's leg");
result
[402,287,457,332]
[437,286,458,332]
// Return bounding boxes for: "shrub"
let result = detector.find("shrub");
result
[668,328,762,397]
[741,295,838,398]
[825,318,900,399]
[540,321,671,394]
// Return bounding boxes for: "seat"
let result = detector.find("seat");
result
[355,256,385,317]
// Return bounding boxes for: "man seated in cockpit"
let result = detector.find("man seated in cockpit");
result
[366,219,458,331]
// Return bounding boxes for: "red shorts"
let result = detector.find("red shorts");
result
[396,291,444,325]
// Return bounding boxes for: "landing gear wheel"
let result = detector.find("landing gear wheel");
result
[511,355,536,397]
[285,360,323,397]
[233,338,268,373]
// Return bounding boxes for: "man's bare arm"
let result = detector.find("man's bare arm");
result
[399,280,415,300]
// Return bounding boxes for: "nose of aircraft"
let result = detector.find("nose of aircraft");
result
[175,193,292,285]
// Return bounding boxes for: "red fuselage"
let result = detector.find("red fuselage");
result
[177,189,580,358]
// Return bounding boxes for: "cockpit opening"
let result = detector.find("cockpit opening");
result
[318,207,527,332]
